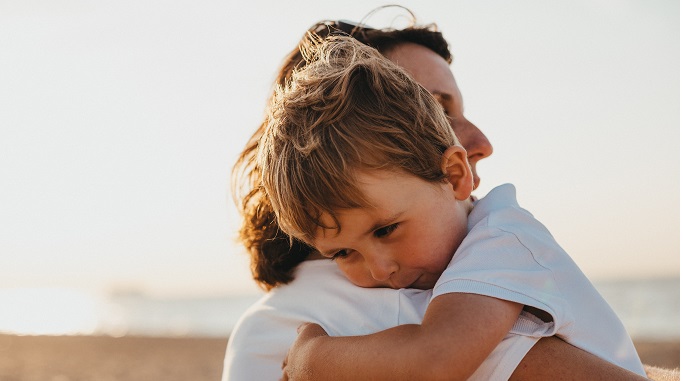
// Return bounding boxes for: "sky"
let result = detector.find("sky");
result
[0,0,679,298]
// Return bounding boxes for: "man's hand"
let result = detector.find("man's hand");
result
[281,323,330,381]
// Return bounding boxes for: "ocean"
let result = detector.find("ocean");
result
[1,277,678,340]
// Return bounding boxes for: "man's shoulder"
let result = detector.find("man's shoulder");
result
[469,183,550,239]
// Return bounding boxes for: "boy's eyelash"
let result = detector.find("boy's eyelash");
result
[374,223,399,238]
[328,223,399,260]
[332,249,349,260]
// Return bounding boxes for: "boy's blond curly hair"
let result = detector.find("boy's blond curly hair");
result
[258,35,460,244]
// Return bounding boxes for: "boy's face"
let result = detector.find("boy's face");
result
[312,169,471,290]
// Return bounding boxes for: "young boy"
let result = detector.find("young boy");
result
[258,36,646,380]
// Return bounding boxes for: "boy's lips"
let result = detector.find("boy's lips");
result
[388,275,422,290]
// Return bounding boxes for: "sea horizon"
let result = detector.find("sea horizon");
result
[2,276,679,340]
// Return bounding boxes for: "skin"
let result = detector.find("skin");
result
[283,296,521,381]
[509,336,652,381]
[284,326,650,381]
[313,149,472,290]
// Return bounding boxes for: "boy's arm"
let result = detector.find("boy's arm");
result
[282,293,522,381]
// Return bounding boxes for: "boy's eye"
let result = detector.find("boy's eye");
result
[374,223,399,238]
[332,249,350,259]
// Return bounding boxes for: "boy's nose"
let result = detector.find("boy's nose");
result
[366,255,398,283]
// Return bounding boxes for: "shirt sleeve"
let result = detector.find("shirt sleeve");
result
[469,331,540,381]
[432,225,568,338]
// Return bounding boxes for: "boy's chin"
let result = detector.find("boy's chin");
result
[352,274,438,290]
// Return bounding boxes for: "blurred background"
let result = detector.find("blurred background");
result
[0,0,678,344]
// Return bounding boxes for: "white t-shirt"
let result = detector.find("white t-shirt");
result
[223,259,538,380]
[433,183,645,376]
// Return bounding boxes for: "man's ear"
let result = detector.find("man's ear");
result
[441,146,473,201]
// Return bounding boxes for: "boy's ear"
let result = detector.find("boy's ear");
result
[441,146,473,201]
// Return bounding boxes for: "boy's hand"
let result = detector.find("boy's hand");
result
[281,323,329,381]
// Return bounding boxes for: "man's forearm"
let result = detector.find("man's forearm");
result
[509,336,650,381]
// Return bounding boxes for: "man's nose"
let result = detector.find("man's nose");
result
[460,118,493,164]
[453,117,493,190]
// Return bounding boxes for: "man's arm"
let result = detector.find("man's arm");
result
[282,293,521,381]
[509,336,651,381]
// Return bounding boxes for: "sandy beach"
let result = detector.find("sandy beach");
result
[0,334,678,380]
